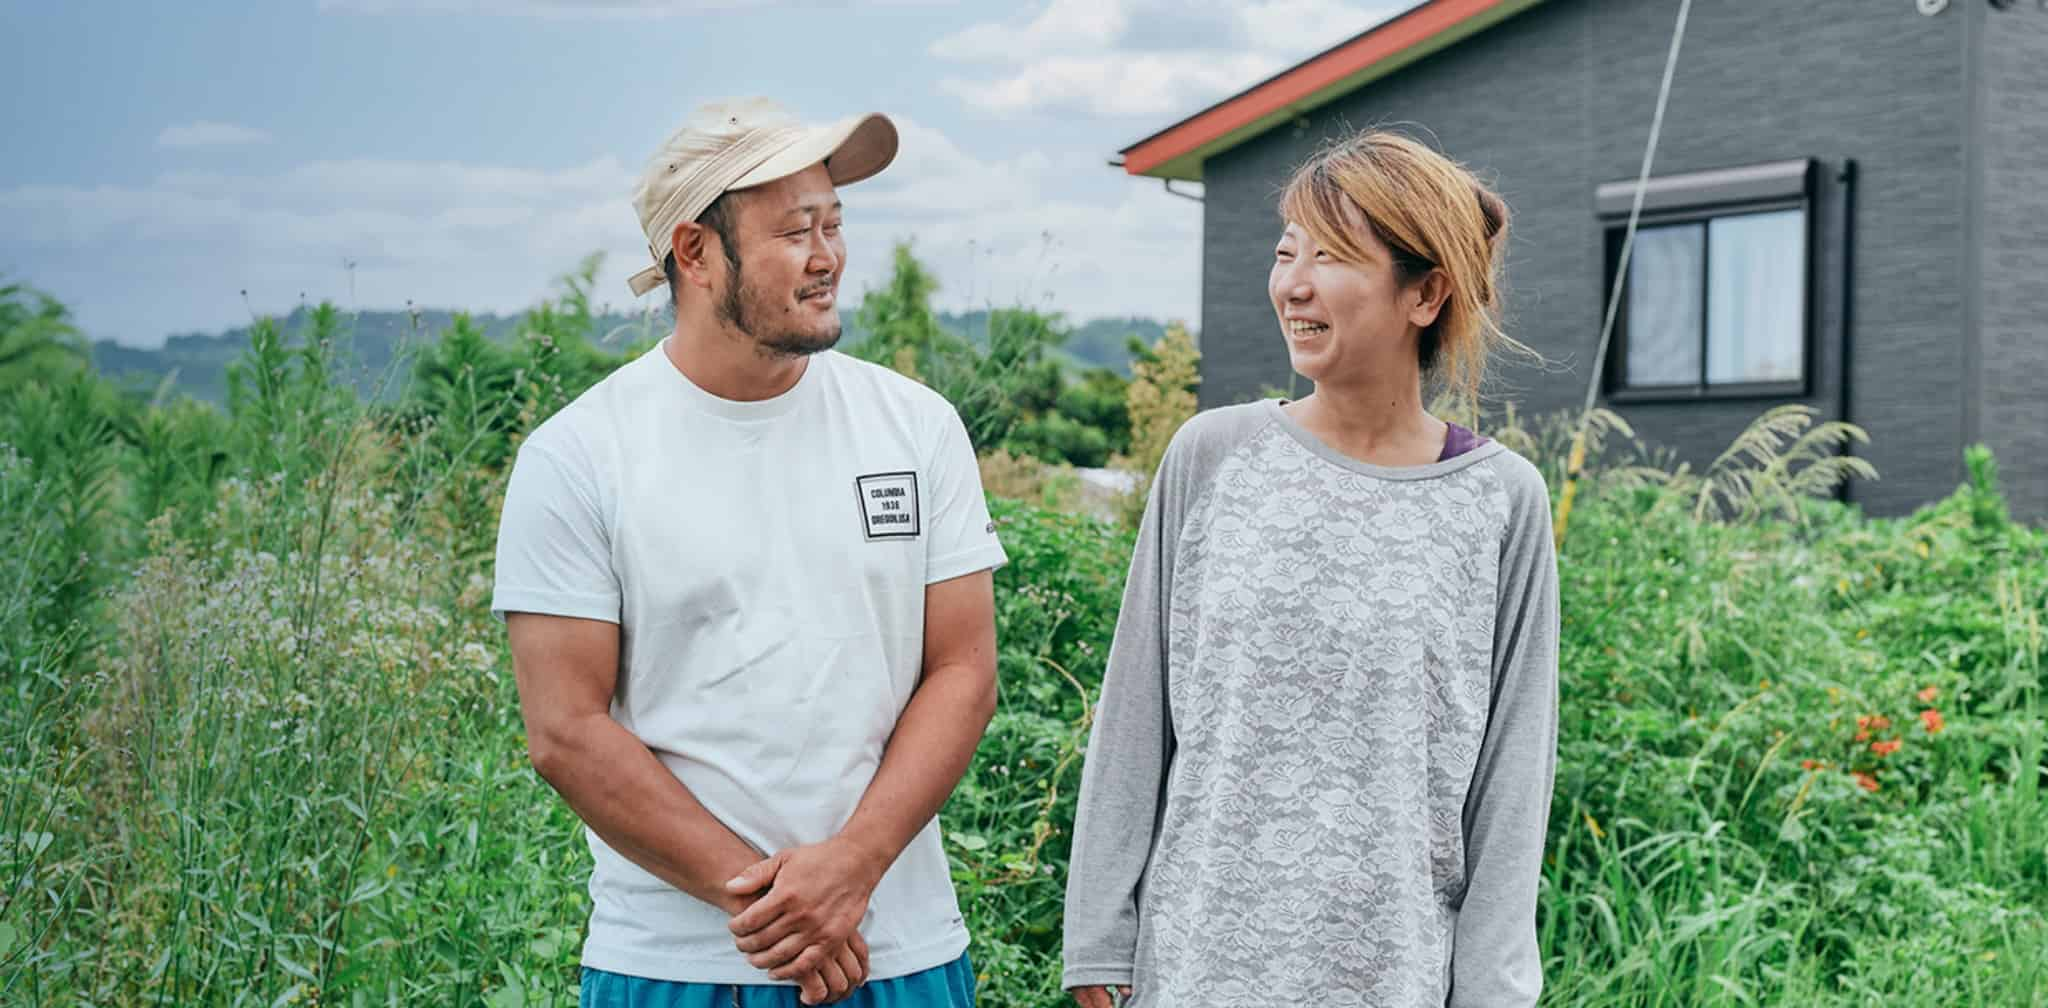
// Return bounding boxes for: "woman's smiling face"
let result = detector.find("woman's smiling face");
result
[1269,218,1431,386]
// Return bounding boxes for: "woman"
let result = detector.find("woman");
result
[1061,131,1559,1007]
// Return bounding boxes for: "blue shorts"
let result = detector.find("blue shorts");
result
[580,954,975,1008]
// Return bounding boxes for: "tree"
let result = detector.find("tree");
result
[408,311,522,471]
[850,244,957,371]
[0,280,88,384]
[851,244,1030,451]
[1114,321,1201,525]
[1055,367,1132,456]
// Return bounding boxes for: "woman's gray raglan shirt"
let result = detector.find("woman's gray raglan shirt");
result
[1061,400,1560,1007]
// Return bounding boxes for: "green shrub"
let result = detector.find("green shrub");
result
[3,280,2043,1005]
[955,500,1133,1004]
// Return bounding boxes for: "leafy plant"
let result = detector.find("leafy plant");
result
[4,278,2044,1007]
[0,280,87,382]
[1111,321,1200,527]
[1683,403,1878,522]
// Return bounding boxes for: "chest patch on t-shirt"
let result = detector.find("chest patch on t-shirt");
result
[855,471,921,540]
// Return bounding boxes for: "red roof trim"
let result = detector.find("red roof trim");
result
[1121,0,1510,178]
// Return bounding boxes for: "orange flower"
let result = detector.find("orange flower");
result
[1800,758,1827,771]
[1921,709,1944,734]
[1917,685,1939,703]
[1870,739,1902,757]
[1852,771,1880,792]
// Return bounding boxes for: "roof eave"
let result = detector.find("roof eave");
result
[1118,0,1549,182]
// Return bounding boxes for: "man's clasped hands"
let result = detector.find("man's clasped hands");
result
[720,836,892,1006]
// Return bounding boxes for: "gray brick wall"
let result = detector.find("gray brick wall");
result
[1975,2,2048,524]
[1196,0,1972,517]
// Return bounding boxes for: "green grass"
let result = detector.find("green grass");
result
[1,314,2044,1006]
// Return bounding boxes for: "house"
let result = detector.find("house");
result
[1115,0,2048,521]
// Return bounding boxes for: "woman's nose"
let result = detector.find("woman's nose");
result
[1274,262,1312,301]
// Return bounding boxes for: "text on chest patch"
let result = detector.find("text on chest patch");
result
[855,471,921,540]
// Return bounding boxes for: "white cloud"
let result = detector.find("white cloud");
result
[940,53,1283,119]
[319,0,950,14]
[159,156,632,215]
[932,0,1413,119]
[0,118,1200,346]
[1231,0,1417,54]
[0,156,649,345]
[318,0,769,15]
[841,117,1200,324]
[929,0,1131,64]
[157,121,272,149]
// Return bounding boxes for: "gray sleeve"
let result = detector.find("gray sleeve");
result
[1060,445,1182,991]
[1449,455,1561,1008]
[1060,406,1261,991]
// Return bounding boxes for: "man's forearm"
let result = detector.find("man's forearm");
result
[532,711,763,913]
[834,663,997,874]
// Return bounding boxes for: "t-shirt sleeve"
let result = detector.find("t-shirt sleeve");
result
[490,437,621,623]
[920,405,1008,585]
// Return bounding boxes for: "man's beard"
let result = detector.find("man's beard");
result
[716,272,841,358]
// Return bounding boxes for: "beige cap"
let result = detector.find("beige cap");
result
[627,97,898,296]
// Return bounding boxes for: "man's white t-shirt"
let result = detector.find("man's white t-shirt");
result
[491,341,1008,984]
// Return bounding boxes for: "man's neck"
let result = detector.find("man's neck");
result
[664,314,810,402]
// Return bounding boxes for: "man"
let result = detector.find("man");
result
[492,97,1005,1008]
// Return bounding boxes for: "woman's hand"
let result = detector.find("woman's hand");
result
[1070,985,1132,1008]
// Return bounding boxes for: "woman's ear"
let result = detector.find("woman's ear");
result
[1409,269,1451,330]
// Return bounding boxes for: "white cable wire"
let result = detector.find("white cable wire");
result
[1584,0,1695,415]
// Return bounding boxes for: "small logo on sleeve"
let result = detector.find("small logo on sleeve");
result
[855,471,920,540]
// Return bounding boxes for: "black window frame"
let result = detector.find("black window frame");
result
[1599,158,1818,403]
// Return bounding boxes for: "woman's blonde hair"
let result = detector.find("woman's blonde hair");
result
[1279,130,1523,407]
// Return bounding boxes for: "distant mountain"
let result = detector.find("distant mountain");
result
[840,310,1168,375]
[940,312,1168,376]
[93,305,1175,405]
[93,306,669,405]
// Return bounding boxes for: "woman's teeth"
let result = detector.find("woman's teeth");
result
[1287,320,1329,337]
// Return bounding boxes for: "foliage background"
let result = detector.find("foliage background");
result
[1,249,2043,1006]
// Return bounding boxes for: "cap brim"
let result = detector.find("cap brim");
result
[729,113,897,192]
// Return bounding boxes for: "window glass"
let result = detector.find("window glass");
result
[1624,222,1704,388]
[1706,208,1806,384]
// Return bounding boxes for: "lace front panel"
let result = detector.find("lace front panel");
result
[1133,424,1508,1006]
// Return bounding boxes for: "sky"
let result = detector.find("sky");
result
[0,0,1411,348]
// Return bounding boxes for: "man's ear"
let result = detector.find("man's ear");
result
[1409,269,1451,330]
[671,220,721,290]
